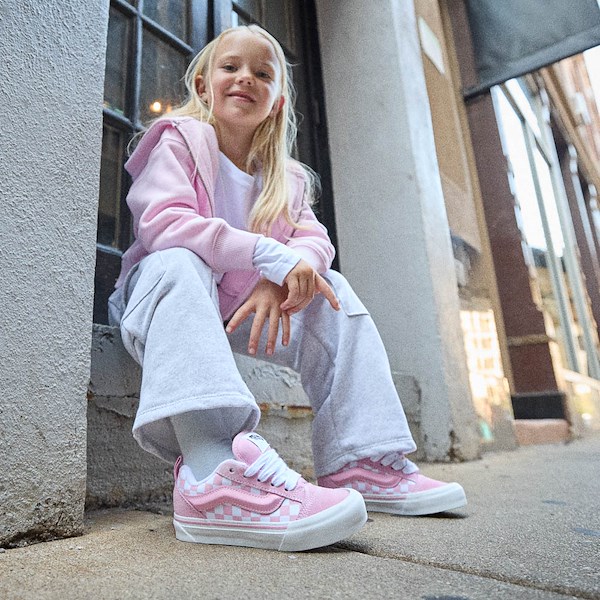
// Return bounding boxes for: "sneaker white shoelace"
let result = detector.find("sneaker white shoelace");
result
[244,448,302,491]
[370,451,419,474]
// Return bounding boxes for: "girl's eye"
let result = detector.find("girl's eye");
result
[222,64,236,72]
[257,71,272,80]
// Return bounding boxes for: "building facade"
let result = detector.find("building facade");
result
[2,0,599,546]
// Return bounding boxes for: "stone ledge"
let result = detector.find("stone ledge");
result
[513,419,571,446]
[87,325,316,508]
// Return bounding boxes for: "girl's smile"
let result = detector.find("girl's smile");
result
[197,29,284,150]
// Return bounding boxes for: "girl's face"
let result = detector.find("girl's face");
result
[198,30,284,138]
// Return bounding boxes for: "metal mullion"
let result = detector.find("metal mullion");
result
[537,107,600,378]
[522,121,581,372]
[140,15,195,54]
[131,2,143,130]
[103,106,134,130]
[233,4,256,25]
[568,146,600,294]
[190,0,210,51]
[101,110,134,252]
[111,0,136,16]
[214,0,233,34]
[96,243,124,258]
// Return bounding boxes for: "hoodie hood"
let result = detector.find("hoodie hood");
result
[125,117,221,200]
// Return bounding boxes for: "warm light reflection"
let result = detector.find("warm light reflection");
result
[574,383,592,396]
[149,100,173,115]
[460,309,511,442]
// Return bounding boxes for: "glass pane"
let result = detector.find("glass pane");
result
[98,125,125,248]
[505,79,541,138]
[104,7,130,115]
[533,147,590,374]
[140,30,188,123]
[231,9,251,27]
[460,309,513,447]
[263,0,294,52]
[143,0,190,42]
[494,87,576,371]
[234,0,261,20]
[533,147,565,256]
[495,90,546,250]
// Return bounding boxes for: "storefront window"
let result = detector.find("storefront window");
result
[493,80,600,379]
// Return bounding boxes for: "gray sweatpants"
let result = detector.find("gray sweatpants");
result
[108,247,416,477]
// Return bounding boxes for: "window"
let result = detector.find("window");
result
[95,0,207,323]
[94,0,334,323]
[493,78,600,378]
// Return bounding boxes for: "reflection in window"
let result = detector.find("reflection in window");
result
[263,0,297,53]
[494,89,546,251]
[98,126,125,248]
[140,30,188,123]
[234,0,261,17]
[231,10,250,27]
[143,0,190,42]
[460,310,512,445]
[494,82,596,376]
[103,7,130,115]
[533,146,565,255]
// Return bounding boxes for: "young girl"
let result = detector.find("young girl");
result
[108,24,466,552]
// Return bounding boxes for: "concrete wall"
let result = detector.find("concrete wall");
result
[315,0,480,460]
[0,1,108,546]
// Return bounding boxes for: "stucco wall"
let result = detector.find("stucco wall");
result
[0,1,108,546]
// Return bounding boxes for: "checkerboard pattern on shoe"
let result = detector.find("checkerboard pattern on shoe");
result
[317,452,467,516]
[172,431,367,551]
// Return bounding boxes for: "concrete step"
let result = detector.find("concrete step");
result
[87,325,318,508]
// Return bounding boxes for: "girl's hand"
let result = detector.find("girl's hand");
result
[226,279,291,356]
[281,259,340,314]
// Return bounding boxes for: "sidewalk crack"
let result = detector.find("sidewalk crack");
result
[334,542,596,599]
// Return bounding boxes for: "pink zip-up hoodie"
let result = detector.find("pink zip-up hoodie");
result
[115,117,335,320]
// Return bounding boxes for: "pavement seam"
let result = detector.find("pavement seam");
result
[334,542,596,600]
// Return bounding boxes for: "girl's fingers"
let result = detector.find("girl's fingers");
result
[248,309,267,355]
[282,276,300,310]
[298,277,309,303]
[266,309,279,355]
[226,303,252,333]
[315,276,340,310]
[281,311,291,346]
[282,275,315,311]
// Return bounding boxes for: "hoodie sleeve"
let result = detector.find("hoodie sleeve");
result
[285,193,336,274]
[127,130,262,273]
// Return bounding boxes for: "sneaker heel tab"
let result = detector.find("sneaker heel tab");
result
[174,455,183,478]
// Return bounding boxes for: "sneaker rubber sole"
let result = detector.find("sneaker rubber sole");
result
[173,488,367,551]
[364,482,467,516]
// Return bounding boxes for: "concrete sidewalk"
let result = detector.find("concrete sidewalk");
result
[1,436,599,600]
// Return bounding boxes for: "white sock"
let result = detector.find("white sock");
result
[171,410,235,481]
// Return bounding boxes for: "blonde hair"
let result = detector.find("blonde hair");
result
[166,25,316,234]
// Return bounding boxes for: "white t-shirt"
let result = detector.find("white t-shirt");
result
[213,152,301,285]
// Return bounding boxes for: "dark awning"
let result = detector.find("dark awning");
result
[465,0,600,98]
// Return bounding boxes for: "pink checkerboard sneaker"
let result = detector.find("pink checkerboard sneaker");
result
[173,432,367,551]
[318,452,467,516]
